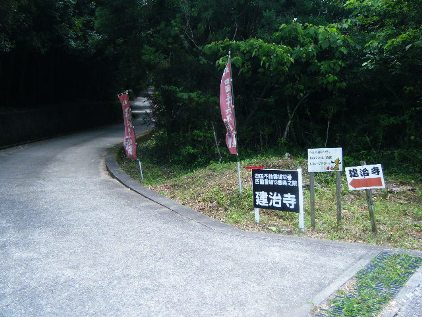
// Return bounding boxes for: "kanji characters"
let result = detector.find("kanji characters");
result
[348,168,359,178]
[255,191,269,207]
[283,193,297,209]
[269,192,282,207]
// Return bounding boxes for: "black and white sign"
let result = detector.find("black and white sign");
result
[252,169,301,213]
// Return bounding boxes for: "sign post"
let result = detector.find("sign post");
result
[307,148,343,228]
[336,171,342,224]
[252,169,304,231]
[345,162,385,233]
[254,208,260,224]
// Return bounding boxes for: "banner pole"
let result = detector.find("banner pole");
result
[236,155,242,194]
[137,159,144,181]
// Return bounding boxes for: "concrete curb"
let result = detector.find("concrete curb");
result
[104,147,235,233]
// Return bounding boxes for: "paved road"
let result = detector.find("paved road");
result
[0,122,381,317]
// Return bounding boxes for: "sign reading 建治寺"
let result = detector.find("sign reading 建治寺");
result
[252,169,301,213]
[308,148,343,172]
[345,164,385,191]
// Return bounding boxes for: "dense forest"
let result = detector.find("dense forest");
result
[1,0,421,170]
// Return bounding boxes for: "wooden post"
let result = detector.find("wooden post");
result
[336,171,342,226]
[309,172,316,230]
[360,161,377,233]
[365,187,377,233]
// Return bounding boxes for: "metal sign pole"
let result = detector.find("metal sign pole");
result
[298,168,305,231]
[254,208,260,224]
[237,157,242,194]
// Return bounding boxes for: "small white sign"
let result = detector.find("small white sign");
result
[308,148,343,172]
[345,164,385,191]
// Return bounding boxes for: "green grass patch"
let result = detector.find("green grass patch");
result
[314,252,422,317]
[116,133,422,250]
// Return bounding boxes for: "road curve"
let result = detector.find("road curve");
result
[0,122,380,317]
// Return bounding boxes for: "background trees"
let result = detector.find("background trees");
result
[1,0,420,170]
[0,0,112,108]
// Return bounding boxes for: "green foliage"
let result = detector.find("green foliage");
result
[0,0,114,107]
[204,21,350,148]
[320,253,422,317]
[91,1,420,172]
[2,0,421,171]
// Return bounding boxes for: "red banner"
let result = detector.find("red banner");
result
[118,92,137,160]
[220,60,238,155]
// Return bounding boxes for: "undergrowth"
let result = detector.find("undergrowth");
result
[117,133,422,250]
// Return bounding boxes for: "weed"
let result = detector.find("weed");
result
[314,253,422,317]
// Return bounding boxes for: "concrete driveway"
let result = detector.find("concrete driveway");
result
[0,122,381,316]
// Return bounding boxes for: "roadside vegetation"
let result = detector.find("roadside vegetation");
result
[117,133,422,250]
[313,252,422,317]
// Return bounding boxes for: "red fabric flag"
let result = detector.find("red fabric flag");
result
[118,92,137,160]
[219,60,238,155]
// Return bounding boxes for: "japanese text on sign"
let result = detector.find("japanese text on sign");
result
[219,61,237,155]
[345,164,385,190]
[308,148,343,172]
[252,169,301,213]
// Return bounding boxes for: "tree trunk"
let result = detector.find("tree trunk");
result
[324,119,331,147]
[281,93,309,142]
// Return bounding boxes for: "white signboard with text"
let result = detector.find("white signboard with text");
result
[345,164,385,191]
[308,148,343,172]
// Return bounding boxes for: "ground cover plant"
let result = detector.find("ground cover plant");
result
[313,252,422,317]
[117,133,422,250]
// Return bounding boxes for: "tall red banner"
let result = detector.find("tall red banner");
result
[219,60,238,155]
[118,92,137,160]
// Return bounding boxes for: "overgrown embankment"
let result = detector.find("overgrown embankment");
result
[117,133,422,250]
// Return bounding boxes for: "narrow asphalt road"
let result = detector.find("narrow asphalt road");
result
[0,122,382,317]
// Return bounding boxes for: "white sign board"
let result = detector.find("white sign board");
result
[308,148,343,172]
[345,164,385,191]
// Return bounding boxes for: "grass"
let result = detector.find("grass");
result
[117,135,422,250]
[314,252,422,317]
